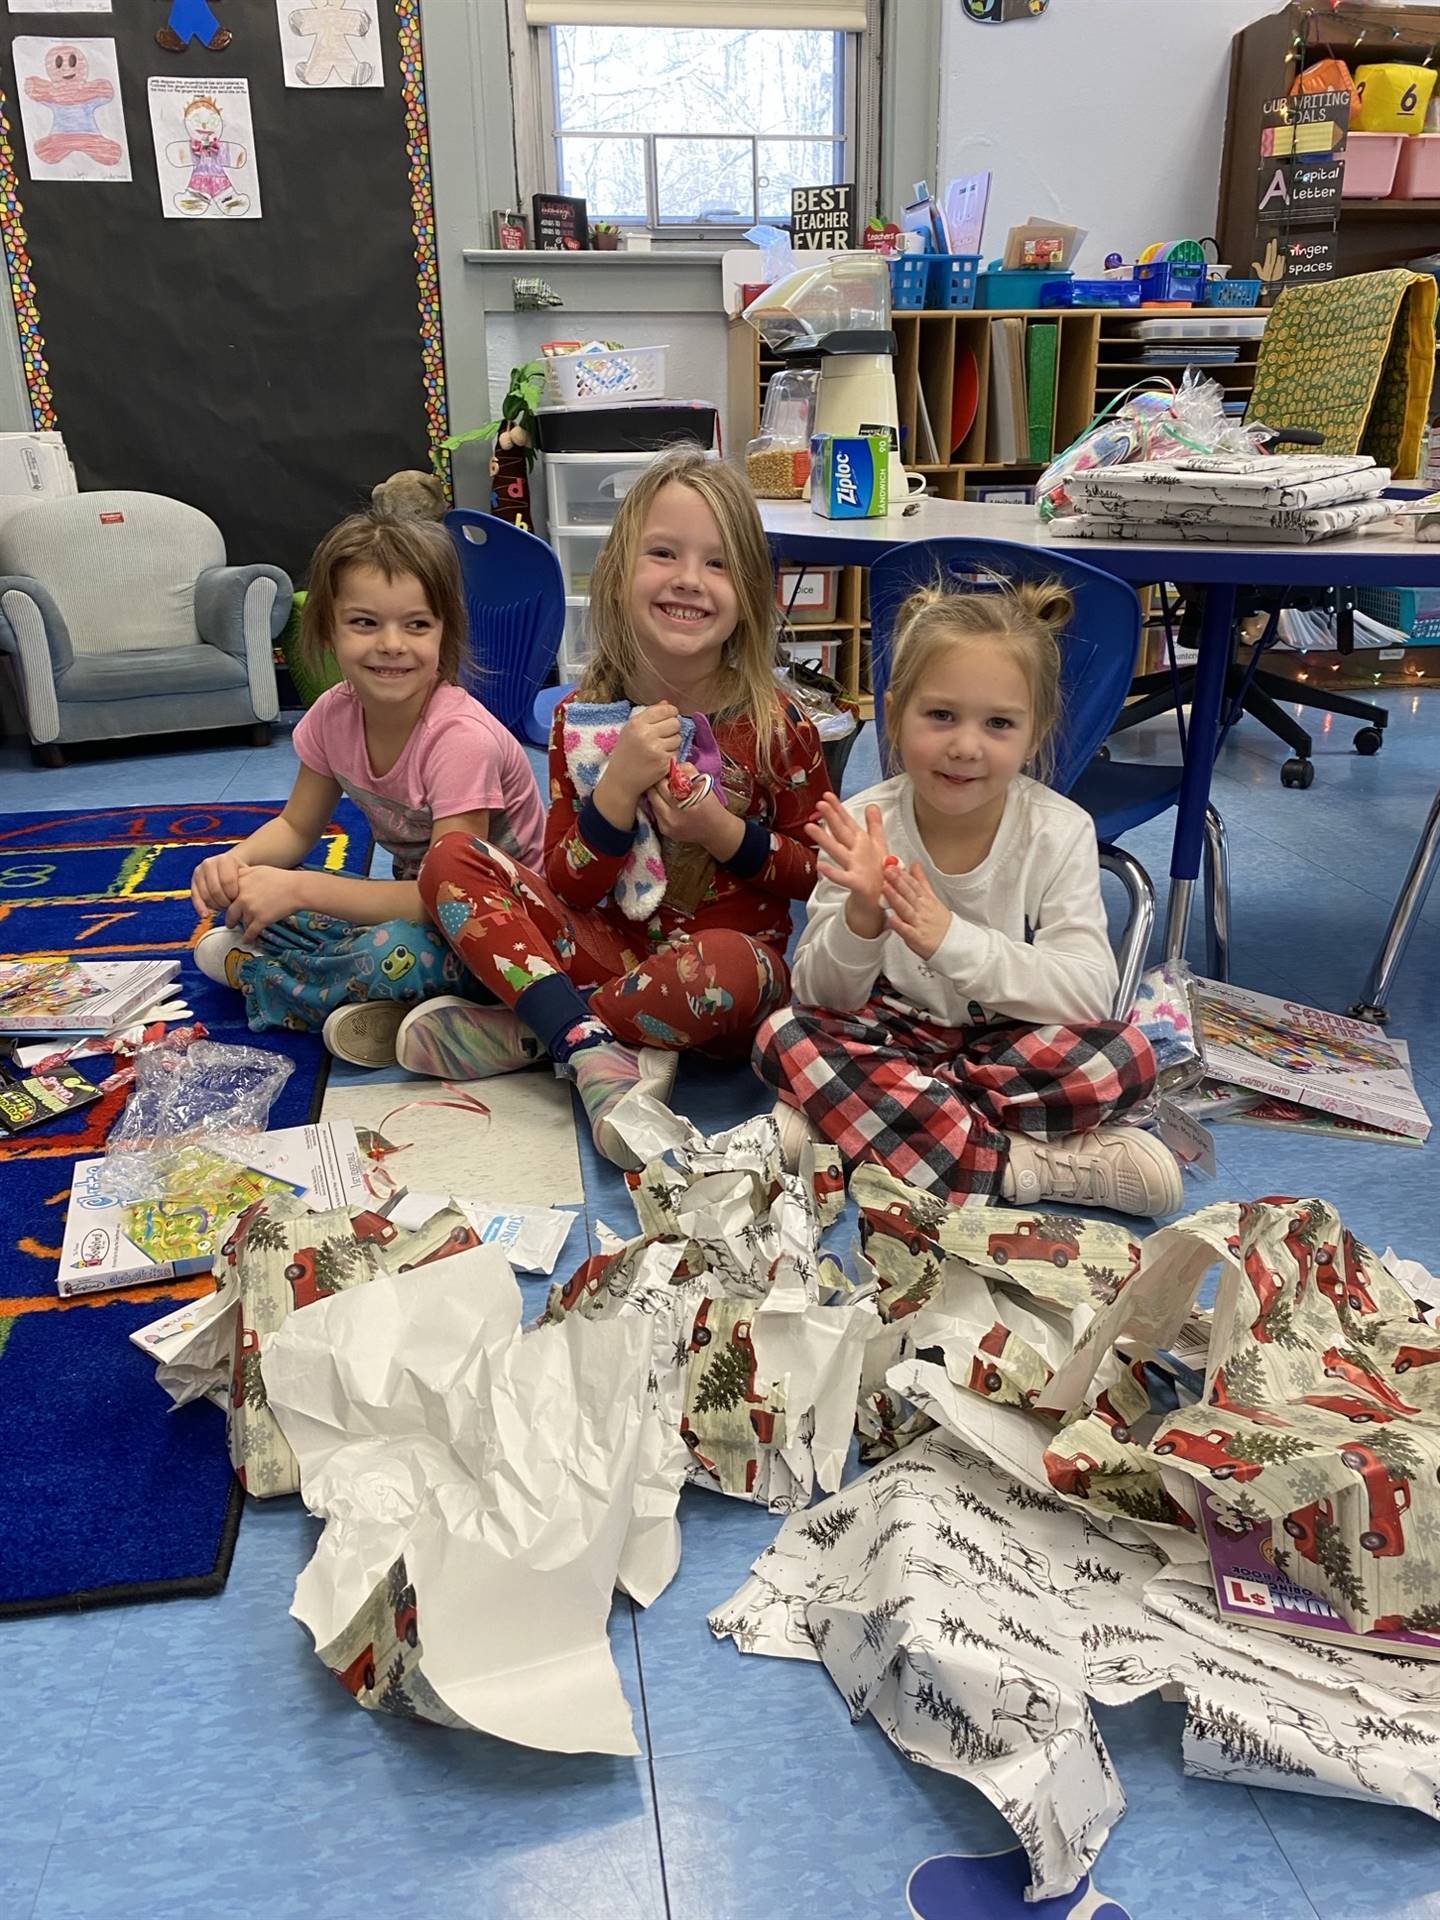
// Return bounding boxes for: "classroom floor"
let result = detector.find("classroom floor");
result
[6,691,1440,1920]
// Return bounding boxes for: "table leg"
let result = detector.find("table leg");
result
[1351,786,1440,1023]
[1164,582,1236,963]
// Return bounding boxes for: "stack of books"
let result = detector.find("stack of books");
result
[1184,978,1430,1148]
[0,958,180,1038]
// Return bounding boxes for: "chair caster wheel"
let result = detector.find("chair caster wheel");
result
[1096,744,1111,761]
[1281,757,1315,789]
[1349,1002,1389,1025]
[1353,726,1384,756]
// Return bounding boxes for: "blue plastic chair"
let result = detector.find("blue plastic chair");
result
[445,508,569,748]
[868,538,1229,1014]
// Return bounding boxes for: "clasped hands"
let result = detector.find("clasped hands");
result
[191,852,306,943]
[805,791,951,961]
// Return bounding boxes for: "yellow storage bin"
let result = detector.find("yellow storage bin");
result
[1354,63,1437,136]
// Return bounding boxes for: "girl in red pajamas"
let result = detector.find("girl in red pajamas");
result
[401,445,831,1169]
[755,578,1182,1219]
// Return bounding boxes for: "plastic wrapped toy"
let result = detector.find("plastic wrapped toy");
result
[1037,372,1267,520]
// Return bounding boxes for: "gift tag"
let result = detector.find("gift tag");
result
[1153,1097,1216,1177]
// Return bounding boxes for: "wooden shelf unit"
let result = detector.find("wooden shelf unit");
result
[733,305,1270,712]
[1217,1,1440,279]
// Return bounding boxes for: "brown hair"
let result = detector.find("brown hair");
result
[581,443,781,765]
[299,510,469,686]
[885,575,1072,781]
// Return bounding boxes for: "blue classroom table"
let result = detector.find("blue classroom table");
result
[761,496,1440,961]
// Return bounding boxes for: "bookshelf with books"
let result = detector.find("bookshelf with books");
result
[732,306,1270,714]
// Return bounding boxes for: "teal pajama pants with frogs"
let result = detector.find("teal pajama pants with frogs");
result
[231,908,486,1033]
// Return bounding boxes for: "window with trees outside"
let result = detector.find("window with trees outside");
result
[541,25,856,234]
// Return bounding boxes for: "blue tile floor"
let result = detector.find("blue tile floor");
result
[5,694,1440,1920]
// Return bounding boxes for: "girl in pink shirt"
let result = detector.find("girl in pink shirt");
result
[190,509,544,1064]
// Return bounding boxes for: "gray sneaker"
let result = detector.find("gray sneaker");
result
[322,1001,407,1069]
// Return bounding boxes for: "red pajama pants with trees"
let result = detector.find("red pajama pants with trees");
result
[754,987,1157,1205]
[418,834,788,1056]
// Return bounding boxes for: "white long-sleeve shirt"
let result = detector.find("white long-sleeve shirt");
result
[791,773,1118,1028]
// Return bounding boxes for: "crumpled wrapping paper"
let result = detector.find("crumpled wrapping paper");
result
[712,1424,1440,1902]
[1040,1196,1440,1630]
[261,1247,662,1755]
[713,1171,1440,1897]
[153,1192,481,1498]
[545,1111,871,1513]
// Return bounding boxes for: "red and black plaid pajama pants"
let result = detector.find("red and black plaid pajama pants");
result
[754,985,1157,1205]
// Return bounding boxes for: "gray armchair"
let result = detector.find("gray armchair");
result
[0,489,291,763]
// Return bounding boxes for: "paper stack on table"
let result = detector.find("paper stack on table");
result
[1054,453,1399,545]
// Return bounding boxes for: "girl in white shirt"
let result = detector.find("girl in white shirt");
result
[754,577,1181,1218]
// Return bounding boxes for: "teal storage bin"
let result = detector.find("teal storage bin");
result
[977,266,1072,309]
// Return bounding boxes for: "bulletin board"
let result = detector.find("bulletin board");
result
[0,1,446,581]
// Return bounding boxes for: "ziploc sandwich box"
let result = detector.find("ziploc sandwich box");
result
[809,433,890,519]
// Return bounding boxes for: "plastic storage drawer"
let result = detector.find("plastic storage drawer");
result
[543,451,653,531]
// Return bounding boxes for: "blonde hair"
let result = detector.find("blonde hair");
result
[885,575,1072,782]
[300,509,469,686]
[581,444,781,765]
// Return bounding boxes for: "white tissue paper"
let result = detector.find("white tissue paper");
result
[262,1244,666,1755]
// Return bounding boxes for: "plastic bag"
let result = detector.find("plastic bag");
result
[1037,372,1266,519]
[741,224,800,299]
[105,1036,293,1196]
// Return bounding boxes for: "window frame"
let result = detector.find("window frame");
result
[506,3,879,246]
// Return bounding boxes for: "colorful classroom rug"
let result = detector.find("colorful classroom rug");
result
[0,800,371,1617]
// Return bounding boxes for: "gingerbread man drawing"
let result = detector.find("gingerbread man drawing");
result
[289,0,374,86]
[166,95,250,216]
[25,45,123,169]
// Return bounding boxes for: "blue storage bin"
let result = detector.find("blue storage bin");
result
[924,253,981,309]
[1135,259,1207,303]
[1204,276,1265,308]
[976,266,1072,310]
[889,255,930,309]
[1040,278,1142,308]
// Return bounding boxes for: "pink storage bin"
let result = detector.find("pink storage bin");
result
[1343,131,1404,196]
[1392,132,1440,199]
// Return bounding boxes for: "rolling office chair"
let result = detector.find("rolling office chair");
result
[869,539,1230,1016]
[445,509,568,749]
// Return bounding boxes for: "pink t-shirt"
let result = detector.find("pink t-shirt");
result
[293,682,545,879]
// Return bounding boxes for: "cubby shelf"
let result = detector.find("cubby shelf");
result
[732,304,1271,710]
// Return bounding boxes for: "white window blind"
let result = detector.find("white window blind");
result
[525,2,866,27]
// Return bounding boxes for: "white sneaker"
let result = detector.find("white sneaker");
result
[193,925,257,988]
[322,1001,408,1068]
[1002,1125,1183,1219]
[770,1099,820,1174]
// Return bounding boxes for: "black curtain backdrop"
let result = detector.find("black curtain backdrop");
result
[0,6,439,581]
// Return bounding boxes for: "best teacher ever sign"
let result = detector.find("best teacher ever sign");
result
[791,184,856,250]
